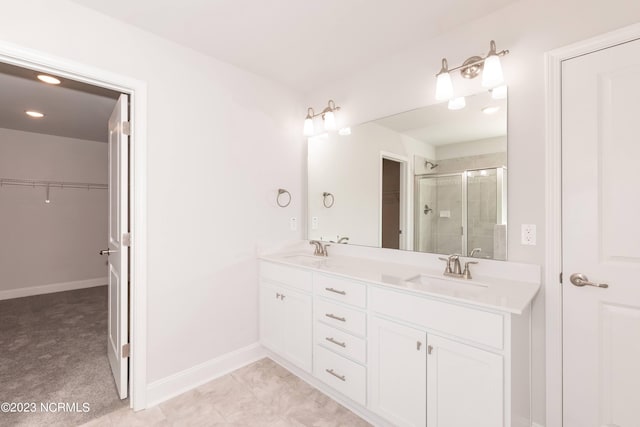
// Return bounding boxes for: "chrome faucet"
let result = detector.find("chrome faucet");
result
[309,240,330,257]
[337,236,349,244]
[438,254,478,279]
[470,248,482,258]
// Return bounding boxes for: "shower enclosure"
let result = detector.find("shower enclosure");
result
[415,167,507,260]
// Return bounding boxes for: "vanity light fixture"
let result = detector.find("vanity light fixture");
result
[25,110,45,118]
[303,99,341,136]
[434,40,509,101]
[491,84,508,100]
[37,74,61,85]
[448,96,466,110]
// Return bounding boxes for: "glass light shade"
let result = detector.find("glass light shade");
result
[435,72,454,101]
[491,84,507,99]
[482,54,504,88]
[303,118,314,136]
[448,96,466,110]
[323,111,336,131]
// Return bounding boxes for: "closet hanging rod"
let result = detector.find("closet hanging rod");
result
[0,178,107,190]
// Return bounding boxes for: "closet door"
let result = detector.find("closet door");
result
[105,94,130,400]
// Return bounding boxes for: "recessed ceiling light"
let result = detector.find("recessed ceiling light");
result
[25,110,45,118]
[481,106,500,115]
[37,74,61,85]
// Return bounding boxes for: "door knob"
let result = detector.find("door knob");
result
[99,249,113,256]
[569,273,608,288]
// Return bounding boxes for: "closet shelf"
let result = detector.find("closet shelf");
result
[0,178,107,190]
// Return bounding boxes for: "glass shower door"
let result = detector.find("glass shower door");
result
[415,174,464,255]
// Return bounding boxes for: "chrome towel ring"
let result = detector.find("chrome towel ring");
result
[277,188,291,208]
[323,192,335,208]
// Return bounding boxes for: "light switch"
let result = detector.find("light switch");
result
[312,216,319,230]
[440,210,451,218]
[289,217,297,231]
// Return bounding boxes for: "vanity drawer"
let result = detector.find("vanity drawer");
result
[314,274,367,308]
[315,298,367,337]
[260,261,312,292]
[371,288,504,349]
[315,321,367,364]
[314,345,366,406]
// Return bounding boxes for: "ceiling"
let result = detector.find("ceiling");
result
[374,90,507,146]
[72,0,516,91]
[0,62,120,143]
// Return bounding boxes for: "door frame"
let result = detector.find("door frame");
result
[544,22,640,427]
[0,41,149,410]
[379,152,411,250]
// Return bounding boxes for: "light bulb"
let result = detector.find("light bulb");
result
[26,111,45,118]
[491,84,507,99]
[435,72,453,101]
[323,111,336,131]
[448,96,466,110]
[303,118,314,136]
[482,54,504,88]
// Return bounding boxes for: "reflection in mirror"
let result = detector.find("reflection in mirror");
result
[308,89,507,260]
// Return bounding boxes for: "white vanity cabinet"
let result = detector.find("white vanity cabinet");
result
[259,263,313,373]
[312,273,368,406]
[259,258,533,427]
[369,316,427,427]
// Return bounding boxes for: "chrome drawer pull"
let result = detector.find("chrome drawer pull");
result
[326,337,346,348]
[325,287,346,295]
[325,313,346,322]
[325,368,346,382]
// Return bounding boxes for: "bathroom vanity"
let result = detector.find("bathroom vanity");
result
[258,247,539,427]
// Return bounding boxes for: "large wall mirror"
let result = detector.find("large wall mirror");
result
[307,89,508,260]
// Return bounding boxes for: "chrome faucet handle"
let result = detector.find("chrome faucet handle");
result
[438,257,453,274]
[462,261,479,280]
[321,243,330,257]
[309,240,321,256]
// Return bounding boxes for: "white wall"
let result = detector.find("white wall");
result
[0,0,305,388]
[303,0,640,423]
[0,128,107,296]
[308,122,431,247]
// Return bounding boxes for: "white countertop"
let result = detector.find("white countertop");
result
[259,251,540,315]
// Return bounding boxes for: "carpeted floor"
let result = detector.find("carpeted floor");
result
[0,286,127,426]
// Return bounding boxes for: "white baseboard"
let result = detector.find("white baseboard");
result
[145,342,266,408]
[0,277,108,301]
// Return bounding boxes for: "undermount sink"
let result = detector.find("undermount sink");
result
[405,274,488,293]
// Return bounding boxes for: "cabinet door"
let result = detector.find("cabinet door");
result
[259,281,284,353]
[427,335,503,427]
[369,316,426,427]
[281,288,313,373]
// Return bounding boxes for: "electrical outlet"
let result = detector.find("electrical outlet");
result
[521,224,536,245]
[289,217,297,231]
[311,216,319,230]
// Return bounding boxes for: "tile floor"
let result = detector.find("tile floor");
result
[82,358,371,426]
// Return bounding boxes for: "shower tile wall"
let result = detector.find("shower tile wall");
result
[467,171,498,259]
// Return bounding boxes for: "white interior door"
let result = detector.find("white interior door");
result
[562,38,640,427]
[105,94,129,399]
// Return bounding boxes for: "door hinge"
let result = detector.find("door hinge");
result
[123,232,131,247]
[559,272,563,284]
[122,121,131,136]
[122,343,130,358]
